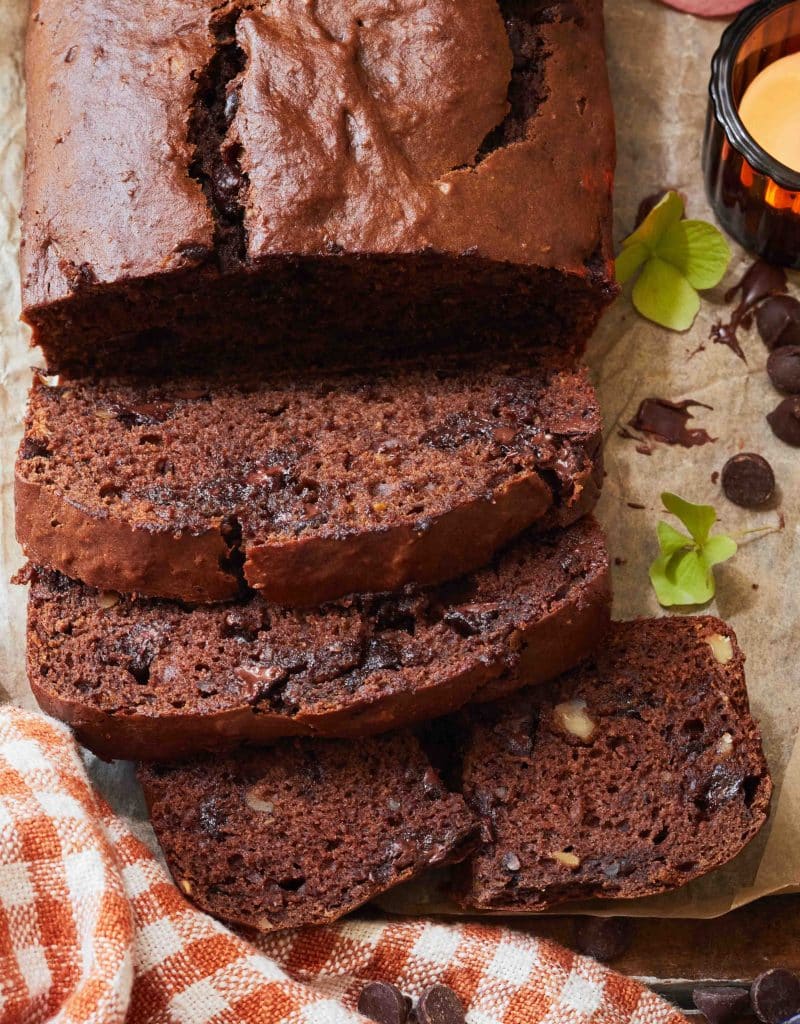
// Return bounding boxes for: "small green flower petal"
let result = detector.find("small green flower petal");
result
[657,520,693,556]
[615,241,650,285]
[661,492,717,545]
[621,191,684,252]
[632,256,700,331]
[702,534,738,567]
[649,548,715,607]
[656,219,731,290]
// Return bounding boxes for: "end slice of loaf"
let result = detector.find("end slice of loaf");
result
[24,518,610,761]
[139,732,476,932]
[16,362,601,606]
[457,617,772,911]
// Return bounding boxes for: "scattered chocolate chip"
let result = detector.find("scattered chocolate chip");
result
[502,851,521,872]
[692,985,751,1024]
[767,397,800,446]
[416,984,466,1024]
[751,969,800,1024]
[768,345,800,394]
[574,918,634,963]
[721,453,775,508]
[712,259,788,361]
[756,295,800,350]
[357,981,410,1024]
[630,397,715,448]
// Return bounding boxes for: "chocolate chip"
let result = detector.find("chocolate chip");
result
[756,295,800,350]
[357,981,410,1024]
[574,918,634,963]
[751,969,800,1024]
[692,985,751,1024]
[721,453,775,507]
[767,396,800,446]
[768,345,800,394]
[416,984,466,1024]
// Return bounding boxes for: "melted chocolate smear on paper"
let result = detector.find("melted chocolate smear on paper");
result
[627,398,716,448]
[711,260,788,362]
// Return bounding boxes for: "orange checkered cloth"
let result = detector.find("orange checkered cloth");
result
[0,707,688,1024]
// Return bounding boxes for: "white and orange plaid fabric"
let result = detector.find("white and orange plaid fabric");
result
[0,707,688,1024]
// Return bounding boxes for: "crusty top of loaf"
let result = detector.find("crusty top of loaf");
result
[21,0,614,307]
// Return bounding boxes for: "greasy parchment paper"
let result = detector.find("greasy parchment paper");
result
[1,0,798,918]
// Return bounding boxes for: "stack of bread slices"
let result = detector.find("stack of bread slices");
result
[14,0,771,932]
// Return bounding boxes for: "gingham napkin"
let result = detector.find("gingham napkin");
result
[0,707,687,1024]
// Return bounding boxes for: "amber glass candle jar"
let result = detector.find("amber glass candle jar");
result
[704,0,800,269]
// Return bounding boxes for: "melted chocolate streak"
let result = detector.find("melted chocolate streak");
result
[711,260,789,363]
[620,397,716,452]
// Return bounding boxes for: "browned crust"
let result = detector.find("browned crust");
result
[15,476,237,603]
[16,448,600,607]
[28,563,611,761]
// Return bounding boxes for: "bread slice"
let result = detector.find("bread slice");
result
[456,617,772,911]
[15,361,602,606]
[139,732,476,932]
[24,517,610,761]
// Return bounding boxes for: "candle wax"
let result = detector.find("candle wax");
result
[738,51,800,174]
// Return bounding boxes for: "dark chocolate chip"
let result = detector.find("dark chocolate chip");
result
[751,969,800,1024]
[692,985,751,1024]
[357,981,410,1024]
[756,295,800,350]
[767,397,800,446]
[721,453,775,508]
[416,984,466,1024]
[768,346,800,394]
[574,917,634,963]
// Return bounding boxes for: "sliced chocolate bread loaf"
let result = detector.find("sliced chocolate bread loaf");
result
[25,518,610,761]
[16,362,602,605]
[23,0,614,376]
[139,732,476,932]
[457,617,772,911]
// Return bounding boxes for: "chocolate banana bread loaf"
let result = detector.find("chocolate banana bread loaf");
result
[22,0,615,376]
[24,517,610,761]
[139,732,476,931]
[457,617,772,910]
[16,361,602,605]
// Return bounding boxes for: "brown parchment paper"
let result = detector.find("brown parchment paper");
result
[1,0,798,917]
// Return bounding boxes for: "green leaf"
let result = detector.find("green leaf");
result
[650,493,738,607]
[650,548,715,607]
[615,241,649,285]
[661,492,717,545]
[657,520,692,556]
[656,219,731,290]
[632,257,701,331]
[621,191,684,252]
[702,534,738,567]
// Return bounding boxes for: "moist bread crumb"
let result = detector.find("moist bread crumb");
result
[457,617,772,910]
[24,518,611,761]
[16,361,602,605]
[139,731,476,932]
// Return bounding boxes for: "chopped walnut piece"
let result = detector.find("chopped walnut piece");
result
[550,850,581,869]
[554,699,596,741]
[707,633,733,665]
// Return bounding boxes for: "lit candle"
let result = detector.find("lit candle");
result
[738,52,800,173]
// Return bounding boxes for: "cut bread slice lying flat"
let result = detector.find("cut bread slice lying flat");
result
[24,518,610,761]
[456,616,772,911]
[139,732,477,932]
[16,360,601,606]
